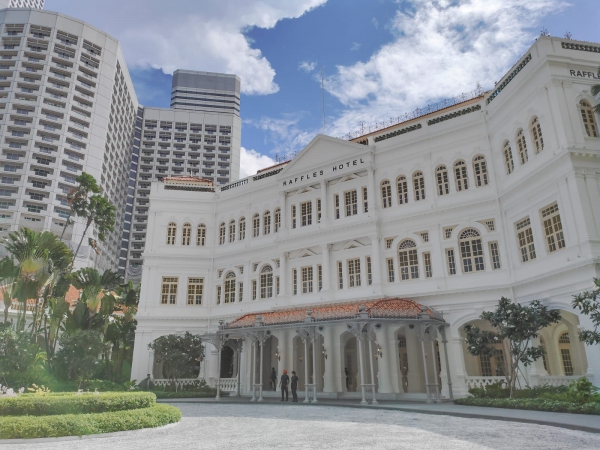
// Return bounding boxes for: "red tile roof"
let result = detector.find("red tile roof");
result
[256,161,290,174]
[164,176,214,184]
[225,298,442,329]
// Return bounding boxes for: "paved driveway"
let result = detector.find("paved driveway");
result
[2,403,599,449]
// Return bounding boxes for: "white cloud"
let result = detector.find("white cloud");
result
[299,61,317,72]
[324,0,567,137]
[350,42,361,51]
[240,147,276,178]
[47,0,328,95]
[244,115,315,157]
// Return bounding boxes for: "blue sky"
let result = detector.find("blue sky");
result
[47,0,598,176]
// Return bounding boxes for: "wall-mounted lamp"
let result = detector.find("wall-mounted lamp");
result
[376,346,383,359]
[275,348,280,361]
[322,348,328,360]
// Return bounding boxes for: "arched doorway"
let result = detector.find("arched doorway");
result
[342,333,358,392]
[220,346,235,378]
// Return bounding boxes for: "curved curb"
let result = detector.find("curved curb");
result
[0,421,180,444]
[162,399,600,435]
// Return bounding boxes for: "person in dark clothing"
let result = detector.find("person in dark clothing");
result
[290,371,299,402]
[270,367,277,391]
[279,369,289,401]
[344,367,350,390]
[138,374,154,391]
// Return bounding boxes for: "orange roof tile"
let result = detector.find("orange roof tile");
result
[225,298,442,329]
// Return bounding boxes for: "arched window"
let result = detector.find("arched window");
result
[274,208,281,232]
[182,223,191,246]
[167,222,176,245]
[260,265,273,299]
[381,180,392,208]
[503,141,514,175]
[473,156,488,187]
[579,100,599,137]
[239,217,246,240]
[398,239,419,280]
[263,211,271,235]
[436,165,449,195]
[558,332,574,376]
[196,224,206,246]
[459,228,484,273]
[228,220,236,243]
[252,214,260,237]
[219,222,226,245]
[516,129,528,165]
[413,171,425,201]
[224,272,236,304]
[530,117,544,154]
[397,175,408,204]
[454,160,469,191]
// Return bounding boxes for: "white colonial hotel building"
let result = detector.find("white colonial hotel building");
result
[131,36,600,402]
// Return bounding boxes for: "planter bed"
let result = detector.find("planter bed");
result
[454,397,600,415]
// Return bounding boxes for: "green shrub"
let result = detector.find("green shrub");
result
[153,390,228,399]
[49,379,128,393]
[454,397,600,415]
[468,382,569,399]
[0,404,181,439]
[0,392,155,416]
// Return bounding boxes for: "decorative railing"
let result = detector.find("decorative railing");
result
[465,376,506,389]
[540,375,586,387]
[153,378,201,390]
[218,378,238,392]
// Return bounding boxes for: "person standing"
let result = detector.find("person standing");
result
[290,371,299,403]
[138,374,154,391]
[270,367,277,391]
[279,369,289,401]
[345,367,350,391]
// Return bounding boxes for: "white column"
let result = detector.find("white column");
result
[358,335,367,404]
[429,332,440,402]
[370,234,382,287]
[279,191,287,230]
[321,244,331,292]
[368,338,378,404]
[243,262,250,302]
[420,333,431,403]
[250,340,257,401]
[312,334,318,403]
[375,324,399,394]
[303,338,310,403]
[216,344,222,400]
[405,329,423,393]
[367,167,376,215]
[580,315,600,385]
[439,328,454,400]
[320,180,329,225]
[258,339,264,401]
[279,252,287,298]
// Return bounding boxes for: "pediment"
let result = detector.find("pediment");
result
[342,240,364,250]
[278,135,372,180]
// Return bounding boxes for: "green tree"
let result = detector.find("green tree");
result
[1,229,72,332]
[572,278,600,345]
[0,257,19,324]
[71,195,116,266]
[0,327,47,388]
[464,297,561,397]
[52,329,107,386]
[148,332,204,390]
[59,172,101,241]
[71,268,122,329]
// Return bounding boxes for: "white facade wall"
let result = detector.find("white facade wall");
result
[132,37,600,396]
[0,10,138,272]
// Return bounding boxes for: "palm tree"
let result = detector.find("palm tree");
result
[71,195,116,266]
[60,172,101,240]
[71,268,122,329]
[0,257,19,324]
[1,229,72,331]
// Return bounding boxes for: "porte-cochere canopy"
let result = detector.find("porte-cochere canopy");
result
[223,298,445,330]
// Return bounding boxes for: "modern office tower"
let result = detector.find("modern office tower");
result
[0,9,138,273]
[123,71,242,281]
[0,1,45,9]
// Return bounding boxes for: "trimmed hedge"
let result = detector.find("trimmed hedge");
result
[454,397,600,415]
[0,392,156,416]
[0,404,181,439]
[153,390,226,399]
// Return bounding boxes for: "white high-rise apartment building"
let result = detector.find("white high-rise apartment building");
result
[0,9,138,272]
[123,71,241,280]
[0,1,44,9]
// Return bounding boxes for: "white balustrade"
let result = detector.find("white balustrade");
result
[464,376,506,390]
[218,378,238,392]
[539,375,585,387]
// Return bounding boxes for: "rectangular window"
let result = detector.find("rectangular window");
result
[252,280,257,300]
[291,205,297,229]
[561,349,574,376]
[489,242,501,270]
[301,266,313,294]
[362,186,368,213]
[541,203,565,253]
[345,190,358,217]
[239,219,246,240]
[446,249,456,275]
[301,201,312,227]
[334,194,340,219]
[186,278,204,305]
[238,282,243,302]
[224,277,236,304]
[228,222,235,243]
[216,285,221,305]
[161,277,178,305]
[366,256,372,285]
[293,269,298,295]
[516,217,536,262]
[317,199,321,223]
[337,261,343,289]
[219,225,225,245]
[318,264,322,291]
[347,258,361,287]
[387,258,395,282]
[423,252,432,278]
[197,226,206,246]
